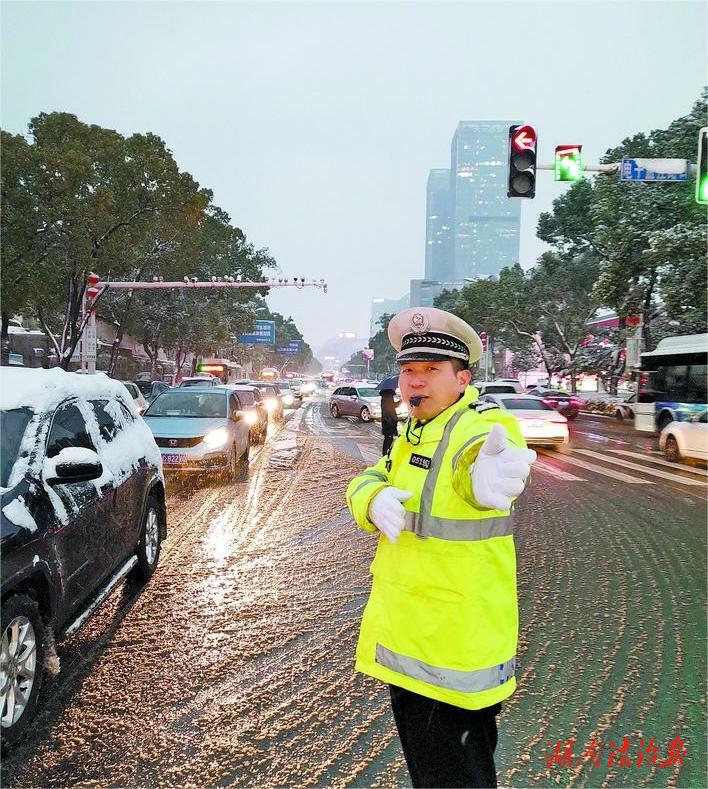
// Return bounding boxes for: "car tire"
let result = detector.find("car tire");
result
[330,404,340,418]
[130,495,162,583]
[664,435,681,463]
[1,594,46,746]
[658,412,673,432]
[360,407,372,423]
[615,409,624,421]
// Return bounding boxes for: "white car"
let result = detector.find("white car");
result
[474,381,523,397]
[659,413,708,462]
[120,381,149,415]
[480,393,569,448]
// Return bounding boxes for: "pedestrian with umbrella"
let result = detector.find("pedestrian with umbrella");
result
[377,375,400,457]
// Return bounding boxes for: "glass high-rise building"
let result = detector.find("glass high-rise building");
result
[450,121,521,280]
[425,169,453,282]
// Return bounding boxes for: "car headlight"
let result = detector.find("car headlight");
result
[244,410,258,425]
[203,428,229,448]
[264,399,277,411]
[282,394,294,406]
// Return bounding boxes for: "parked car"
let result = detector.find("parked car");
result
[178,376,219,388]
[121,380,150,414]
[659,412,708,463]
[142,386,250,479]
[480,393,569,449]
[134,379,170,404]
[248,383,284,422]
[0,368,166,744]
[226,385,268,443]
[329,385,381,422]
[526,388,582,420]
[614,394,636,421]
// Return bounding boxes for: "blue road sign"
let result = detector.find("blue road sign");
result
[620,157,689,182]
[276,340,301,356]
[238,319,275,344]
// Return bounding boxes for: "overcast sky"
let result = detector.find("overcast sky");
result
[2,1,706,355]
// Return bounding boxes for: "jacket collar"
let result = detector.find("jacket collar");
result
[403,386,479,445]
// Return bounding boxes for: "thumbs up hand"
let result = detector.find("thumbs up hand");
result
[470,423,537,511]
[369,487,414,544]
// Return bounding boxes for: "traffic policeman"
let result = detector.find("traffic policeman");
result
[346,307,536,788]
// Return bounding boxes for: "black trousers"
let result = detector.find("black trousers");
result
[389,685,501,788]
[382,432,396,457]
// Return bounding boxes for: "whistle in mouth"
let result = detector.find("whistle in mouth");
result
[409,396,423,407]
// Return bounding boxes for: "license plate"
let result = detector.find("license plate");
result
[162,453,188,465]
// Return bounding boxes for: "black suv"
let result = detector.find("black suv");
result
[1,369,166,744]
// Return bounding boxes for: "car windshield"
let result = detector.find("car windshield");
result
[1,408,33,487]
[144,391,226,418]
[501,398,554,411]
[357,388,379,398]
[233,390,255,405]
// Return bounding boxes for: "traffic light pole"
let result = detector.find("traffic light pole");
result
[537,161,697,174]
[536,163,621,173]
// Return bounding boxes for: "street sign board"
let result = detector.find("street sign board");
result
[620,157,689,182]
[85,324,97,362]
[238,319,276,345]
[362,348,374,361]
[275,339,301,356]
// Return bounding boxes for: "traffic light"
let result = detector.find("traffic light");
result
[554,145,583,182]
[508,124,537,198]
[479,331,488,352]
[86,272,101,304]
[696,127,708,205]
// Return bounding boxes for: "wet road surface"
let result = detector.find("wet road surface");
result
[3,399,706,787]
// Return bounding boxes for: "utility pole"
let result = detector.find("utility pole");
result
[80,274,327,374]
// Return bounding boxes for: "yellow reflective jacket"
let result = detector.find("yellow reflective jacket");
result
[346,386,528,710]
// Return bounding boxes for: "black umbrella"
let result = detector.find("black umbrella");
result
[376,375,399,392]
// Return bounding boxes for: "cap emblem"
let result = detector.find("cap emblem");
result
[410,312,429,334]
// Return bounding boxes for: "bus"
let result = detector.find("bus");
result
[637,333,707,431]
[196,358,244,385]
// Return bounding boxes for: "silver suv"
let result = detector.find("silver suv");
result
[329,385,381,422]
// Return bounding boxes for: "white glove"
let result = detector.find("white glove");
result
[369,487,414,544]
[470,423,536,511]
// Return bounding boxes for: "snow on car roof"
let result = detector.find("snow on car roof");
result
[0,368,163,516]
[0,367,133,412]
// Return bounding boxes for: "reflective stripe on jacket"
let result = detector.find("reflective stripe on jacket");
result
[346,386,528,710]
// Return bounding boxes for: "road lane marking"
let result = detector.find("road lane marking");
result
[532,459,587,482]
[571,448,706,486]
[538,450,652,484]
[608,449,708,477]
[573,430,629,445]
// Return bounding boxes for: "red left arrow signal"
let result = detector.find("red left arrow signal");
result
[513,125,537,151]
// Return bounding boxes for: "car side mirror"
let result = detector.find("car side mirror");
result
[44,447,103,485]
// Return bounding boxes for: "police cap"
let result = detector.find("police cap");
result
[388,307,483,366]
